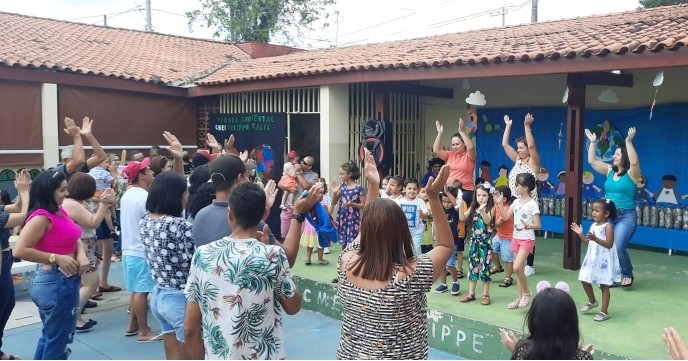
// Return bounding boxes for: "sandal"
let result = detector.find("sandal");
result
[498,277,513,287]
[518,293,532,309]
[97,285,122,293]
[459,294,476,303]
[621,276,634,288]
[489,266,504,275]
[0,352,20,360]
[481,295,491,305]
[316,259,329,266]
[305,259,312,266]
[580,301,599,313]
[507,297,521,309]
[457,270,464,279]
[593,311,610,322]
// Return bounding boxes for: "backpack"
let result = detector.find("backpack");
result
[358,120,387,169]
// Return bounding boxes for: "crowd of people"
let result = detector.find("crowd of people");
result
[0,115,684,360]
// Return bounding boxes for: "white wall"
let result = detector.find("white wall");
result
[320,84,350,185]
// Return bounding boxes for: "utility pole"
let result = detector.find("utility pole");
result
[103,14,107,26]
[145,0,153,31]
[334,11,340,47]
[531,0,538,23]
[490,7,508,27]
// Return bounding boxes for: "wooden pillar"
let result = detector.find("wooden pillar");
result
[563,74,586,270]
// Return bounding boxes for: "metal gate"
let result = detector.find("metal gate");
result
[348,83,424,184]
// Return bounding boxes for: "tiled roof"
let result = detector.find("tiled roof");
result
[197,4,688,85]
[0,11,251,85]
[235,42,305,58]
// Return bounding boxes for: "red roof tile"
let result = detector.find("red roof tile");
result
[197,4,688,85]
[0,11,251,85]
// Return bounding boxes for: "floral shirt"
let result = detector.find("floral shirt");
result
[140,214,195,289]
[185,237,296,360]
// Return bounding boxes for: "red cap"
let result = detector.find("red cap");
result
[122,158,151,181]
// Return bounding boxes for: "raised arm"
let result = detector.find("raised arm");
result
[501,115,518,162]
[458,118,477,161]
[4,170,30,219]
[584,129,611,176]
[163,131,185,176]
[63,117,85,174]
[625,127,641,183]
[523,113,541,173]
[81,117,107,169]
[433,121,449,161]
[425,164,454,281]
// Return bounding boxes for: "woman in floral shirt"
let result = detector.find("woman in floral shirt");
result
[140,172,195,359]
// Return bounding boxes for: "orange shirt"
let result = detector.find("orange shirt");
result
[446,151,476,191]
[456,200,469,238]
[495,203,514,239]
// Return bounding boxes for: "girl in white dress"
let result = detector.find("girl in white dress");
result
[570,199,621,322]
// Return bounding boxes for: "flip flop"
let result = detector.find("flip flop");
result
[124,329,139,337]
[0,352,20,360]
[137,333,164,343]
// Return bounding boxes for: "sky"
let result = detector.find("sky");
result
[0,0,642,49]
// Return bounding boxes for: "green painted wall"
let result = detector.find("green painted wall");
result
[294,276,625,360]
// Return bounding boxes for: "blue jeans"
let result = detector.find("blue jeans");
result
[0,250,16,356]
[614,208,637,278]
[30,265,81,360]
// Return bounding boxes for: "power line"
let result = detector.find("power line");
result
[65,6,143,22]
[151,8,188,18]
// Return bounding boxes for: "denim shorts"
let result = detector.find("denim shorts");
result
[492,235,514,262]
[151,286,187,343]
[446,243,464,268]
[122,255,154,293]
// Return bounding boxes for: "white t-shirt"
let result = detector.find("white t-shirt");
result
[511,198,540,240]
[395,197,428,232]
[120,186,148,258]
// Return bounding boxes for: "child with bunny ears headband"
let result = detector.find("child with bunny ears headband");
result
[499,281,594,360]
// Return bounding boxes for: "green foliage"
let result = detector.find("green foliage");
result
[638,0,688,8]
[187,0,334,43]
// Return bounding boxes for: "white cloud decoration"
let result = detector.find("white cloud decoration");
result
[597,89,619,104]
[466,91,486,106]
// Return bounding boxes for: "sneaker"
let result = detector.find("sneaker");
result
[593,311,609,322]
[524,265,535,277]
[581,301,599,313]
[435,284,448,294]
[450,282,460,295]
[323,247,331,254]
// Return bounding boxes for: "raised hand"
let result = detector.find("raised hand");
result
[63,117,80,137]
[499,328,518,353]
[293,185,323,215]
[80,117,93,135]
[14,169,31,193]
[435,120,443,133]
[503,115,512,126]
[362,148,379,186]
[493,191,504,205]
[584,129,597,142]
[163,131,183,159]
[99,188,117,204]
[206,133,220,151]
[626,127,636,143]
[458,117,466,132]
[224,134,237,154]
[331,180,341,196]
[256,223,271,245]
[264,179,278,209]
[426,164,451,198]
[524,113,534,126]
[239,150,248,162]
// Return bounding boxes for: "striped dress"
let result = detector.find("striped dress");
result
[336,245,435,360]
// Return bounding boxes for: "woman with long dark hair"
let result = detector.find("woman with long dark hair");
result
[336,150,454,359]
[14,170,90,359]
[585,127,641,287]
[500,285,593,359]
[141,172,195,359]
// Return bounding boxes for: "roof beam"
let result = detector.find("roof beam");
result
[371,82,453,99]
[0,67,187,97]
[579,71,633,87]
[189,48,688,97]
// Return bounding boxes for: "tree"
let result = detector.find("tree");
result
[187,0,334,43]
[638,0,688,8]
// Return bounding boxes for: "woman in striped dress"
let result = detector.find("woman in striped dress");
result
[336,149,454,360]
